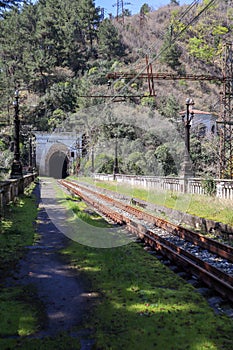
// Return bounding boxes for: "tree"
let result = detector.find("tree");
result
[0,7,28,87]
[123,9,131,17]
[160,27,182,70]
[125,152,145,175]
[78,0,101,51]
[140,3,151,15]
[159,95,181,121]
[155,144,178,176]
[170,0,179,5]
[98,19,125,61]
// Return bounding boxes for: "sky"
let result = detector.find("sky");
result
[95,0,194,17]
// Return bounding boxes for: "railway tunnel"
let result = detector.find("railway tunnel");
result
[49,151,69,179]
[35,132,82,178]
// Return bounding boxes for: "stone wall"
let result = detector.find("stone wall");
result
[0,173,37,216]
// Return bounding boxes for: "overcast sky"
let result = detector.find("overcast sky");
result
[95,0,194,16]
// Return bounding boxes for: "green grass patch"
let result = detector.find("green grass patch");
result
[0,183,42,346]
[56,184,112,229]
[66,198,112,228]
[72,177,233,227]
[0,183,38,272]
[0,286,40,337]
[0,334,81,350]
[60,240,233,350]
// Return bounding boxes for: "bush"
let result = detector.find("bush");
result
[201,176,216,196]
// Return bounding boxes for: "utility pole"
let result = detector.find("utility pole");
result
[113,0,131,23]
[10,89,23,178]
[113,135,119,180]
[219,43,233,179]
[181,98,194,178]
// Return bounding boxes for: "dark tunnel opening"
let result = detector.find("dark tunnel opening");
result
[49,151,68,179]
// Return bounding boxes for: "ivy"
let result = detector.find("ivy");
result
[201,176,216,196]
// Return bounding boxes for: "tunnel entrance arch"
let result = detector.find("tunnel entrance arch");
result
[49,151,69,179]
[44,143,69,178]
[35,132,82,177]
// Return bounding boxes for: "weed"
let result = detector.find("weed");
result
[73,176,233,226]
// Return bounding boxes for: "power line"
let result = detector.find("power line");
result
[113,0,217,97]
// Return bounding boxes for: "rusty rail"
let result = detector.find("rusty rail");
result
[59,179,233,302]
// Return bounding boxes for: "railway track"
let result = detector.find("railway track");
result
[59,179,233,303]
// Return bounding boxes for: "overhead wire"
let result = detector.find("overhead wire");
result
[107,1,200,100]
[112,0,218,100]
[178,0,200,21]
[106,0,207,99]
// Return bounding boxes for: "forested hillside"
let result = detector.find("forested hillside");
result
[0,0,232,178]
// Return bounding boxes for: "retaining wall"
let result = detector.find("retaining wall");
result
[0,173,37,216]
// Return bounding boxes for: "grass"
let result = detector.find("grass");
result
[0,183,38,274]
[59,178,233,349]
[60,240,233,350]
[64,196,112,228]
[71,176,233,227]
[54,179,112,229]
[0,183,41,342]
[0,334,81,350]
[0,286,40,337]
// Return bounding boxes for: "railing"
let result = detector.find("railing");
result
[94,174,233,200]
[0,173,37,216]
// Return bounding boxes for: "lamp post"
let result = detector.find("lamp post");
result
[91,146,95,175]
[113,135,119,180]
[182,98,194,178]
[28,134,36,173]
[32,135,36,170]
[10,90,23,178]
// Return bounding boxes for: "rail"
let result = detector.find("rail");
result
[60,179,233,302]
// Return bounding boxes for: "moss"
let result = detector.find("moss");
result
[60,241,233,350]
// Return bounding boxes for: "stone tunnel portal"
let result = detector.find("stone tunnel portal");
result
[49,151,69,179]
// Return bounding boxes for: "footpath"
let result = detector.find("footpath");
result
[7,178,94,348]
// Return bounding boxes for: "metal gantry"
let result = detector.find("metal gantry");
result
[113,0,131,22]
[218,43,233,179]
[107,45,233,179]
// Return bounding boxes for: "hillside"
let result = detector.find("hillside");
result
[0,0,232,179]
[114,1,231,111]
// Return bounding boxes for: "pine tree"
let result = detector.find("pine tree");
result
[160,27,182,70]
[78,0,101,51]
[98,19,125,61]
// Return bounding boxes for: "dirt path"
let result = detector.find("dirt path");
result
[11,179,94,347]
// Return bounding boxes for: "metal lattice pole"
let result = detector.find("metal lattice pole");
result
[219,43,233,179]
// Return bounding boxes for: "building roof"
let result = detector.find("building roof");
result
[179,109,218,118]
